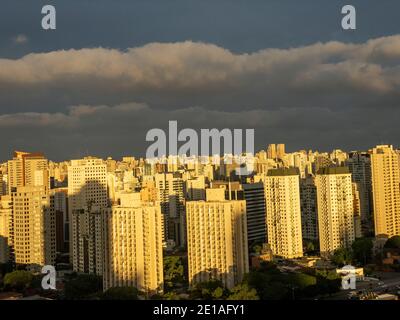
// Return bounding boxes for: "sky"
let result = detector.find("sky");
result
[0,0,400,161]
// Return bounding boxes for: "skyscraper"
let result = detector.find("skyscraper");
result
[300,176,319,241]
[242,182,267,245]
[0,196,12,263]
[370,145,400,237]
[346,152,373,235]
[154,173,185,247]
[7,151,48,194]
[316,167,355,257]
[186,188,249,289]
[267,144,277,160]
[265,168,303,259]
[11,186,56,267]
[68,157,108,274]
[103,196,163,294]
[276,144,286,160]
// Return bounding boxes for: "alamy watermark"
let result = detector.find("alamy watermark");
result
[145,121,255,175]
[41,265,56,290]
[338,265,357,290]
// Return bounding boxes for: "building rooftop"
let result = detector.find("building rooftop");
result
[317,166,350,175]
[267,167,299,176]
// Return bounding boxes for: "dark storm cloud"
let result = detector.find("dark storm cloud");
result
[1,1,400,160]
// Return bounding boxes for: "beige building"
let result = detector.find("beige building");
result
[7,151,48,194]
[0,196,12,263]
[316,167,355,256]
[68,157,108,274]
[186,188,249,289]
[265,168,303,259]
[370,145,400,237]
[154,173,185,247]
[11,186,56,267]
[102,196,163,294]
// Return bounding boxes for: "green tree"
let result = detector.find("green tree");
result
[384,236,400,249]
[352,238,373,265]
[164,256,186,290]
[331,247,353,266]
[101,287,138,300]
[63,274,103,300]
[3,270,33,291]
[227,283,259,300]
[190,280,228,300]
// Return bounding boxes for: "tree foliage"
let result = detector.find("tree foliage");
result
[164,256,186,290]
[352,238,373,265]
[384,236,400,249]
[3,270,33,291]
[331,247,353,267]
[190,279,228,300]
[227,283,259,300]
[63,274,103,300]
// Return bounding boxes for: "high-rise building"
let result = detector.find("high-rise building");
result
[68,157,108,274]
[103,197,163,294]
[316,167,355,256]
[0,196,12,263]
[346,152,373,234]
[11,186,56,267]
[242,183,267,245]
[300,176,319,241]
[50,188,69,253]
[352,183,362,238]
[265,168,303,259]
[154,173,185,247]
[185,175,206,201]
[276,144,286,160]
[186,188,249,289]
[370,145,400,237]
[7,151,48,194]
[267,144,277,160]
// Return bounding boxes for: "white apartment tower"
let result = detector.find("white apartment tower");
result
[186,188,249,289]
[316,167,355,256]
[11,186,56,267]
[370,145,400,237]
[265,168,303,259]
[0,196,12,263]
[68,157,108,274]
[7,151,49,194]
[103,197,163,294]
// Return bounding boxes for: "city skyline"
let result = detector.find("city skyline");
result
[2,1,400,304]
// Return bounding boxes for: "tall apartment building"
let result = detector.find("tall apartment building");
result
[370,145,400,237]
[103,196,163,294]
[186,188,249,289]
[11,186,56,267]
[7,151,49,194]
[0,196,12,263]
[185,175,206,201]
[346,152,373,234]
[50,188,69,253]
[210,180,267,246]
[316,167,355,256]
[265,168,303,259]
[154,173,185,247]
[242,183,267,245]
[267,144,277,160]
[276,144,286,160]
[68,157,108,274]
[300,176,319,241]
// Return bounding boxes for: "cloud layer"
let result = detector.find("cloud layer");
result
[1,36,400,160]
